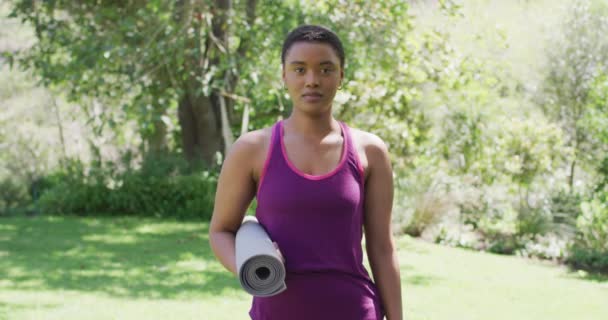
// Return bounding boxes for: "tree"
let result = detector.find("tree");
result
[540,0,608,189]
[5,0,448,173]
[7,0,262,167]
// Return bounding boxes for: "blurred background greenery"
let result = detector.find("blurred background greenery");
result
[2,1,608,319]
[1,0,607,277]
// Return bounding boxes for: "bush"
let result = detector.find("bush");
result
[516,233,570,261]
[596,156,608,193]
[486,234,522,255]
[37,156,218,220]
[548,190,582,237]
[566,196,608,273]
[568,246,608,274]
[403,180,454,237]
[0,178,30,216]
[516,206,553,237]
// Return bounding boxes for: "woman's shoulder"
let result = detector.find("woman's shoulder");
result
[229,125,275,179]
[228,126,274,160]
[345,125,389,153]
[233,126,273,149]
[343,124,390,178]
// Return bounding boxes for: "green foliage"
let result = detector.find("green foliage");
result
[540,0,608,188]
[515,206,553,237]
[4,0,608,272]
[0,64,65,202]
[0,178,30,216]
[584,74,608,192]
[516,233,571,261]
[491,117,568,236]
[5,0,440,165]
[37,157,217,219]
[440,110,484,173]
[568,246,608,274]
[486,234,522,255]
[596,157,608,193]
[548,190,582,236]
[403,181,454,237]
[7,1,191,153]
[495,117,566,188]
[566,195,608,273]
[6,0,274,157]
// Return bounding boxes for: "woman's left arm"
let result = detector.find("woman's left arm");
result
[363,135,403,320]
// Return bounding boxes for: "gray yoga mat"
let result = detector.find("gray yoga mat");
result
[235,216,287,297]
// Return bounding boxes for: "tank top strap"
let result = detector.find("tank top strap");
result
[257,121,282,194]
[339,121,365,184]
[272,120,282,146]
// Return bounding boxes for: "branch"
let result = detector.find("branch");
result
[236,0,258,59]
[219,90,251,103]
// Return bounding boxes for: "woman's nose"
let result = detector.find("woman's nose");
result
[305,71,320,87]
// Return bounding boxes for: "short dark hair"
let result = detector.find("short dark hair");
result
[281,25,345,68]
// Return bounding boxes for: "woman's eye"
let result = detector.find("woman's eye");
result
[322,68,334,74]
[295,67,304,73]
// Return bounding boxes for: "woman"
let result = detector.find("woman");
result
[209,25,403,320]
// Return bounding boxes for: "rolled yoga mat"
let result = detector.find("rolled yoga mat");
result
[235,216,287,297]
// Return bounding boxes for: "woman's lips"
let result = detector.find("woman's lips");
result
[302,93,323,102]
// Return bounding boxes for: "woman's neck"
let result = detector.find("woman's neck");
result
[284,112,340,139]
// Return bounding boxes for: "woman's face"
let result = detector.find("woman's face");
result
[282,42,343,116]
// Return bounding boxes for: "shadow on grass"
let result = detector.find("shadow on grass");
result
[562,269,608,284]
[399,264,440,286]
[0,215,440,309]
[0,215,241,300]
[0,301,59,314]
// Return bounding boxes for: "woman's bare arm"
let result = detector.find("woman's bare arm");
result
[363,133,403,320]
[208,132,261,276]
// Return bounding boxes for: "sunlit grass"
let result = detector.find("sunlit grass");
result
[396,237,608,320]
[1,216,606,319]
[0,216,249,320]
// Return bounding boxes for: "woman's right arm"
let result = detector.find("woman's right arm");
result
[208,133,260,277]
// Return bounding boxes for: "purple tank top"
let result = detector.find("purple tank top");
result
[249,120,385,320]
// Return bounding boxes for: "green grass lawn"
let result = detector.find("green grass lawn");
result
[0,216,606,320]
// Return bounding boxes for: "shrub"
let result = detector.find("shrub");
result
[566,196,608,273]
[516,233,571,261]
[516,206,553,237]
[595,156,608,193]
[568,246,608,274]
[486,234,522,255]
[548,190,583,237]
[403,184,454,237]
[37,156,218,220]
[0,178,30,216]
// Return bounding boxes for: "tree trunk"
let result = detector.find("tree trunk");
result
[51,95,68,165]
[178,93,223,167]
[569,158,576,191]
[173,0,223,167]
[148,121,167,155]
[568,125,580,191]
[174,0,258,168]
[147,104,168,155]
